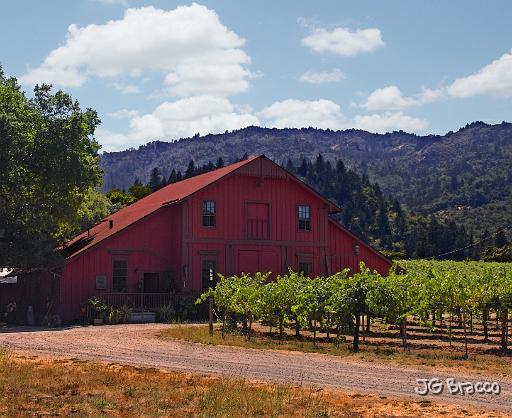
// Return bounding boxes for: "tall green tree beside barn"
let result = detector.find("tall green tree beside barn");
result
[0,68,102,268]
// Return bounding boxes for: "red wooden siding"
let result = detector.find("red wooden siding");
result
[328,220,391,276]
[55,155,391,322]
[62,205,181,321]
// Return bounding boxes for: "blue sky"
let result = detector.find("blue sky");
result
[2,0,511,151]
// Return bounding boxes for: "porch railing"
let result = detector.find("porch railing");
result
[94,293,171,311]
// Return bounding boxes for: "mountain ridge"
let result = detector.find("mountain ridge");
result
[99,121,512,238]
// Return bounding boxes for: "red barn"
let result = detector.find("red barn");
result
[11,155,391,323]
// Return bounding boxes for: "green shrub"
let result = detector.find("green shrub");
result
[88,297,108,320]
[156,304,175,323]
[173,291,207,322]
[104,305,132,325]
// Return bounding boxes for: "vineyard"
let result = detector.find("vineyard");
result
[198,260,512,358]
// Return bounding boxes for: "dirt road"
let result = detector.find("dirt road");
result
[1,324,510,412]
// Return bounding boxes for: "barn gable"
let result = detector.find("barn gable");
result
[62,155,341,260]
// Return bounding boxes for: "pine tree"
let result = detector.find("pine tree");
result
[148,167,162,191]
[206,161,215,172]
[314,154,325,174]
[285,159,295,173]
[495,227,509,248]
[184,160,195,179]
[168,169,177,184]
[298,158,308,177]
[216,157,225,168]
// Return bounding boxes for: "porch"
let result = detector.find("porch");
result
[93,293,171,312]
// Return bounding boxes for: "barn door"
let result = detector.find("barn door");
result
[237,250,258,274]
[259,249,281,278]
[246,202,270,240]
[237,248,281,277]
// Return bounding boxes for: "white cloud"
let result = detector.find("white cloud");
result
[302,26,384,56]
[19,4,255,97]
[447,49,512,98]
[360,86,417,110]
[92,0,128,5]
[258,98,426,133]
[107,109,139,119]
[97,95,259,151]
[360,85,444,110]
[110,82,141,94]
[260,99,345,130]
[352,112,428,133]
[20,64,86,88]
[360,50,512,110]
[299,69,345,84]
[99,96,429,150]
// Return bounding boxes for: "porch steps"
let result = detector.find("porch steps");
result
[128,312,156,323]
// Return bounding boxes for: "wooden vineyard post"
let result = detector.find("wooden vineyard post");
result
[362,314,366,343]
[501,308,508,352]
[208,267,214,337]
[209,296,214,336]
[463,310,468,360]
[483,307,489,341]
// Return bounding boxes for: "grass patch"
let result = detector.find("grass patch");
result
[161,324,354,356]
[0,348,332,417]
[0,350,495,417]
[161,324,512,378]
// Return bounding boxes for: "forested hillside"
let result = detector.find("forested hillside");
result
[108,155,487,260]
[100,122,512,248]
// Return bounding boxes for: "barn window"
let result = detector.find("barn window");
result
[112,260,127,292]
[298,261,313,276]
[297,205,311,231]
[201,260,216,289]
[202,200,216,227]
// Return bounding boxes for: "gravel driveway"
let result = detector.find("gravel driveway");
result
[1,324,510,412]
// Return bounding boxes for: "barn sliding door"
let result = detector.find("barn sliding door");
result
[237,247,281,277]
[246,202,270,240]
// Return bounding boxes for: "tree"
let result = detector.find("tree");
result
[128,180,151,200]
[148,167,163,191]
[167,169,178,184]
[285,159,295,173]
[184,160,195,179]
[60,188,122,238]
[495,227,509,248]
[106,189,137,206]
[0,70,101,267]
[298,158,308,177]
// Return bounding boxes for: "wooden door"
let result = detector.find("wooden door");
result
[237,247,281,277]
[238,250,259,274]
[246,202,270,240]
[143,273,159,293]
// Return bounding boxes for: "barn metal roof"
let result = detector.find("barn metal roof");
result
[62,156,261,259]
[62,155,343,260]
